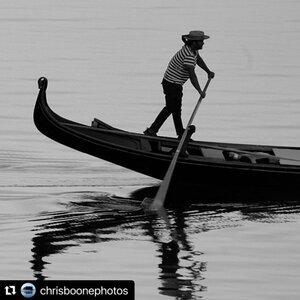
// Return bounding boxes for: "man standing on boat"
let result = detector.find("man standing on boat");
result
[144,30,215,138]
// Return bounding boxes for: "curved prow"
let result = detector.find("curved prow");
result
[34,77,124,140]
[34,76,79,136]
[38,77,48,91]
[34,77,87,127]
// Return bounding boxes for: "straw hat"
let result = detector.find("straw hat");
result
[182,30,210,41]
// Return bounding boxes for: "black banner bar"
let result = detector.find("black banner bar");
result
[0,280,134,300]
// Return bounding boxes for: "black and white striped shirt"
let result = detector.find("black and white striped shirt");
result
[163,45,198,85]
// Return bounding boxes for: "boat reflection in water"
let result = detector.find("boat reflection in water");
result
[30,186,300,298]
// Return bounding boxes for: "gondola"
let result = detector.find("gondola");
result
[34,77,300,190]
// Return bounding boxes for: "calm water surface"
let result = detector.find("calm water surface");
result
[0,1,299,299]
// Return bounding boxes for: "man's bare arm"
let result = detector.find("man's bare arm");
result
[197,55,215,78]
[184,64,206,97]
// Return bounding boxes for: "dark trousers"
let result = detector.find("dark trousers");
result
[149,79,184,136]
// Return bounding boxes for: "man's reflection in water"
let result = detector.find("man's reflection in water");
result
[144,210,207,299]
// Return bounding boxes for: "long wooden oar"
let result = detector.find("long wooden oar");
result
[144,78,212,211]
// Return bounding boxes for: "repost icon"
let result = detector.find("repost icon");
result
[20,283,36,298]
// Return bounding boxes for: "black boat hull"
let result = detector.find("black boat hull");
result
[34,77,300,190]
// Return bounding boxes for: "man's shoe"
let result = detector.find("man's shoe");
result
[177,125,195,141]
[143,128,157,136]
